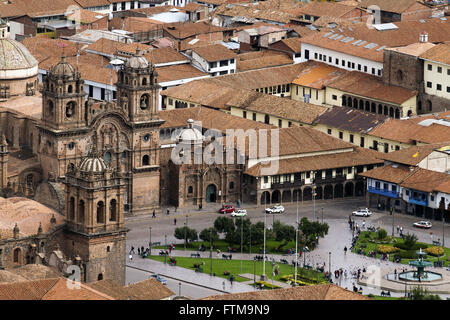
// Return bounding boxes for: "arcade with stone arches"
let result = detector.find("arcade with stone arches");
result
[258,180,366,205]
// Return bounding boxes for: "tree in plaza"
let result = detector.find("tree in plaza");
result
[403,233,418,250]
[174,226,198,247]
[213,216,235,234]
[250,221,265,245]
[273,220,296,242]
[298,217,329,248]
[410,286,441,300]
[199,227,219,246]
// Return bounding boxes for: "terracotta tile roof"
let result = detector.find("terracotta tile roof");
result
[0,2,26,18]
[128,5,178,16]
[359,164,415,184]
[22,38,80,63]
[381,142,450,166]
[435,179,450,194]
[420,42,450,66]
[161,79,240,110]
[183,3,205,12]
[292,62,348,89]
[223,125,354,158]
[359,0,425,13]
[192,43,237,62]
[203,284,370,300]
[237,50,293,72]
[8,0,79,17]
[277,37,302,53]
[156,63,209,83]
[123,278,175,300]
[73,0,110,7]
[300,30,384,63]
[400,168,450,193]
[297,1,361,18]
[410,123,450,144]
[313,106,388,133]
[284,24,318,38]
[387,42,436,57]
[369,117,450,145]
[67,8,106,24]
[327,71,417,105]
[164,21,226,40]
[214,2,298,24]
[11,264,61,281]
[246,146,383,176]
[331,18,450,48]
[143,47,188,65]
[0,270,29,283]
[0,278,114,300]
[159,106,275,132]
[86,38,153,57]
[227,91,327,125]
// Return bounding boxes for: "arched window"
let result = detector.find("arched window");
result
[371,102,376,113]
[97,201,105,224]
[142,77,147,86]
[69,197,75,220]
[395,109,400,119]
[140,94,149,110]
[188,186,193,193]
[104,151,111,164]
[48,100,54,116]
[389,107,394,117]
[142,155,150,166]
[13,248,21,263]
[110,199,117,221]
[342,95,347,106]
[347,97,352,108]
[378,104,383,114]
[264,114,270,124]
[384,106,388,115]
[66,101,76,118]
[98,273,103,281]
[359,100,364,110]
[78,200,85,223]
[229,181,234,189]
[396,70,403,81]
[68,85,73,93]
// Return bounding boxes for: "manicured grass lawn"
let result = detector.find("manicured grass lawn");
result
[352,231,450,267]
[368,295,405,300]
[154,239,299,255]
[147,255,326,284]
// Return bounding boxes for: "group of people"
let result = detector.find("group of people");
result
[396,225,404,236]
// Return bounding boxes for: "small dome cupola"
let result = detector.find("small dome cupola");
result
[125,48,149,69]
[50,56,77,79]
[176,119,204,144]
[78,146,109,174]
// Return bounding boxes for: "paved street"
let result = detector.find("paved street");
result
[125,198,450,299]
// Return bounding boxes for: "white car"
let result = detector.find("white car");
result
[231,209,247,217]
[352,208,373,217]
[413,221,432,229]
[265,205,285,214]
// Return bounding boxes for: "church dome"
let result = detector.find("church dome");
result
[50,56,76,77]
[78,149,109,174]
[177,119,203,143]
[0,38,38,77]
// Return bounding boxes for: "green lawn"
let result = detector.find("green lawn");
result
[153,239,299,255]
[352,231,450,267]
[368,295,405,300]
[147,255,326,284]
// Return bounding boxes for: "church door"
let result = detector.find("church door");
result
[206,184,217,203]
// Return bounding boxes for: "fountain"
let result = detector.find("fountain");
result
[398,248,442,282]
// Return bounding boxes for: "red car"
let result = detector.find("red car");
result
[219,205,235,214]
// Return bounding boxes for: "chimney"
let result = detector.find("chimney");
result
[419,31,428,43]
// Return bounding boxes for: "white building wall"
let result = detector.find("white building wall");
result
[301,43,384,77]
[423,60,450,100]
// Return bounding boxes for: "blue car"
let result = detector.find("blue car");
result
[150,274,167,285]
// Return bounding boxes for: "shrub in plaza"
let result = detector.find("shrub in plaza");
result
[424,246,444,257]
[395,242,428,251]
[376,228,388,240]
[199,227,219,246]
[394,250,423,260]
[174,226,198,247]
[403,233,418,250]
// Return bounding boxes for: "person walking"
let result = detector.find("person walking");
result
[129,254,133,261]
[362,220,366,229]
[400,226,403,236]
[396,225,400,234]
[138,247,141,255]
[167,209,170,215]
[152,210,156,218]
[344,246,347,254]
[130,246,135,254]
[174,218,177,225]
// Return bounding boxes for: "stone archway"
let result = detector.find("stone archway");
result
[272,190,281,204]
[293,189,301,202]
[334,184,344,198]
[324,185,333,199]
[282,190,291,202]
[355,181,365,196]
[315,186,323,200]
[344,182,354,197]
[303,187,312,201]
[206,184,217,203]
[261,191,270,205]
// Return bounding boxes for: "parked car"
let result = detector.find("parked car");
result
[352,208,372,217]
[413,221,432,229]
[150,274,167,285]
[231,209,247,217]
[219,205,235,214]
[265,205,285,214]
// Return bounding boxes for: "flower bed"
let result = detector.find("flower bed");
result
[424,246,444,257]
[376,245,400,254]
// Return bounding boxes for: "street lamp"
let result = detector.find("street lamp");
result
[253,257,256,290]
[391,207,395,237]
[240,215,243,274]
[328,252,331,281]
[312,183,317,220]
[149,227,152,256]
[184,215,188,251]
[178,282,181,297]
[294,189,299,285]
[210,228,213,276]
[321,207,324,223]
[164,234,167,264]
[262,195,267,280]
